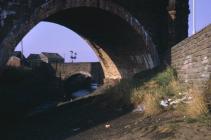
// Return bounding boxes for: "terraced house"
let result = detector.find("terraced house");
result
[27,52,64,67]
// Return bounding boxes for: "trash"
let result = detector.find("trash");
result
[187,96,193,100]
[170,98,184,105]
[124,125,131,129]
[105,124,111,128]
[160,99,169,107]
[155,118,161,123]
[73,128,80,132]
[169,94,193,105]
[168,98,172,102]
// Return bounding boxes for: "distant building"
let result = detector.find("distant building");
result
[27,52,64,67]
[12,51,25,59]
[41,52,64,63]
[27,54,43,67]
[7,56,21,67]
[6,51,28,67]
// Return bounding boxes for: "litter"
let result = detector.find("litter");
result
[105,124,111,128]
[160,99,169,107]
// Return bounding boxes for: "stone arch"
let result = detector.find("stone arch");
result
[65,71,92,80]
[63,71,92,94]
[0,0,159,82]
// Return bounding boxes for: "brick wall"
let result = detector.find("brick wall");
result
[171,24,211,88]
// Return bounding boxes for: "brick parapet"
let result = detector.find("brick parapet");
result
[171,24,211,88]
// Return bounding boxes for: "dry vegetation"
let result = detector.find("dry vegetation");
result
[104,67,210,118]
[143,93,162,116]
[184,89,209,118]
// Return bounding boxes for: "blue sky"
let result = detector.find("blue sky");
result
[188,0,211,35]
[16,0,211,62]
[15,22,99,62]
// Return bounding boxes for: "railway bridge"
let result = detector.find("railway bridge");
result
[0,0,189,82]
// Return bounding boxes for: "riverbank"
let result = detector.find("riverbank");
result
[2,91,211,140]
[1,66,211,140]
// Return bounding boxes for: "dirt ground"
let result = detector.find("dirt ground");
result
[2,94,211,140]
[67,114,211,140]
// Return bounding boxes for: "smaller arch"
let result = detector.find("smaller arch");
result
[63,71,92,96]
[65,71,92,80]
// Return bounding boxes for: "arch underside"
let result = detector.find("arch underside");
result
[0,0,159,82]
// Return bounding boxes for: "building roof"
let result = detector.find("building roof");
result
[7,56,21,67]
[12,51,25,59]
[41,52,64,60]
[27,54,41,60]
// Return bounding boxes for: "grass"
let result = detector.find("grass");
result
[103,67,180,115]
[130,88,144,107]
[205,79,211,111]
[184,115,211,127]
[104,66,210,118]
[133,67,183,115]
[152,67,176,86]
[143,93,162,116]
[103,79,135,108]
[185,89,209,118]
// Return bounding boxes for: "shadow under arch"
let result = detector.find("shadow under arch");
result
[66,71,92,78]
[0,0,160,82]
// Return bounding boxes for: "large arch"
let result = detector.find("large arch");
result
[0,0,159,82]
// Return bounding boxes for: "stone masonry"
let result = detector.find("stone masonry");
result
[171,24,211,89]
[51,62,104,83]
[0,0,189,81]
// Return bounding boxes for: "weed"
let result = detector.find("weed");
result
[184,117,198,123]
[143,93,162,116]
[185,89,209,118]
[153,67,176,86]
[130,88,144,107]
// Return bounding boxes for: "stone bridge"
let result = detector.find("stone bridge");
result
[0,0,189,82]
[51,62,104,83]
